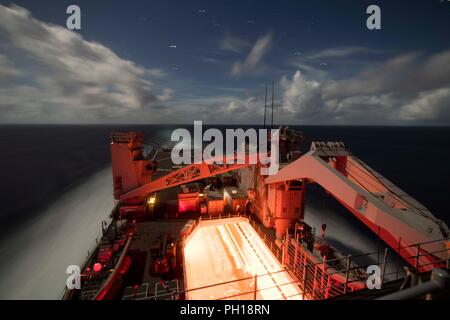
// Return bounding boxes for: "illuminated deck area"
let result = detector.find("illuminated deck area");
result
[183,217,303,300]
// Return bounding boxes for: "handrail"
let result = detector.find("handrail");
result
[377,269,449,300]
[92,235,133,300]
[168,213,449,300]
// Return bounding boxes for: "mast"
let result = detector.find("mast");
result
[263,84,267,128]
[271,80,274,128]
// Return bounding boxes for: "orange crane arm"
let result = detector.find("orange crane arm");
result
[265,142,449,270]
[119,153,263,202]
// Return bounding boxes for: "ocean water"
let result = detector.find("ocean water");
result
[0,125,449,299]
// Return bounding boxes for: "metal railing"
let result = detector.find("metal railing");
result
[147,213,449,300]
[378,269,450,300]
[60,215,114,299]
[284,231,450,299]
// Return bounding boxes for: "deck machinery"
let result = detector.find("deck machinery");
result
[64,130,450,300]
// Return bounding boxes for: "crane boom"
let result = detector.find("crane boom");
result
[112,132,449,270]
[265,141,450,270]
[120,153,263,202]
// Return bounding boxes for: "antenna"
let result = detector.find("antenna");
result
[271,80,274,128]
[263,84,267,128]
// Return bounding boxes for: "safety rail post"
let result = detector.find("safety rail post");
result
[396,237,402,280]
[321,256,327,297]
[284,229,290,266]
[312,264,319,299]
[302,252,308,299]
[381,247,388,287]
[325,276,331,299]
[344,255,351,294]
[282,238,286,266]
[293,234,299,272]
[377,226,381,265]
[254,274,258,300]
[302,258,308,299]
[415,244,421,270]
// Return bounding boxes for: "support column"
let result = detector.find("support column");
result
[274,180,307,239]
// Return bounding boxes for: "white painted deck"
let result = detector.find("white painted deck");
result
[183,217,303,300]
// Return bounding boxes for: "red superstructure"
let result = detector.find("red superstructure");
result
[65,130,449,300]
[111,132,449,271]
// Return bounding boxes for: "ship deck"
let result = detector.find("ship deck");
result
[129,220,187,294]
[183,217,303,300]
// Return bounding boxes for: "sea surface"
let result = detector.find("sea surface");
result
[0,125,449,299]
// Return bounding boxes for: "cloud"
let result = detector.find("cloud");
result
[399,88,450,121]
[278,50,450,125]
[307,46,382,60]
[289,61,329,81]
[0,54,22,78]
[323,51,450,98]
[231,31,273,76]
[280,71,322,117]
[0,4,171,123]
[0,4,448,126]
[219,34,251,54]
[140,39,448,125]
[168,94,263,124]
[158,88,174,102]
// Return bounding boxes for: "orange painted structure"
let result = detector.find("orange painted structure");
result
[110,131,449,283]
[183,217,303,300]
[265,142,449,271]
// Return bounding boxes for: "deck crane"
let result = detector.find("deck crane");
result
[110,132,449,271]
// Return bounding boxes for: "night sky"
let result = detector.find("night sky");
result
[0,0,449,125]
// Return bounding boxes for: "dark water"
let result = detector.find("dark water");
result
[0,125,172,239]
[299,126,450,225]
[0,124,449,298]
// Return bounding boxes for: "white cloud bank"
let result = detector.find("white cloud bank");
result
[279,51,450,125]
[0,4,171,123]
[0,4,449,125]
